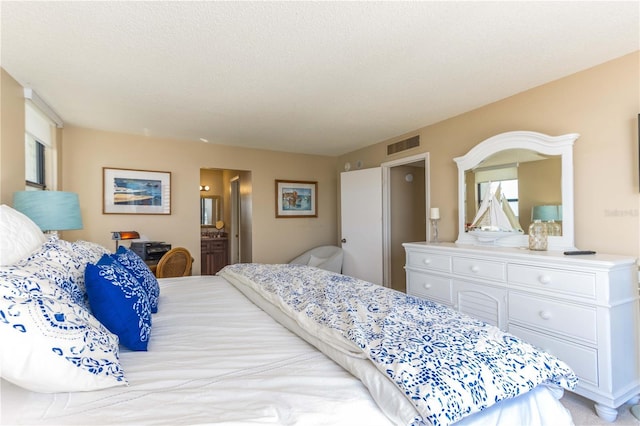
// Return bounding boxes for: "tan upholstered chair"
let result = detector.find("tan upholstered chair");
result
[155,247,193,278]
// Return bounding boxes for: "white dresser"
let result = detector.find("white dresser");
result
[403,241,640,421]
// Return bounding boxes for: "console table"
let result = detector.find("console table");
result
[403,241,640,421]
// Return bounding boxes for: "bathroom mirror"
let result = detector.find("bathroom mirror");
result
[454,131,578,250]
[201,196,221,227]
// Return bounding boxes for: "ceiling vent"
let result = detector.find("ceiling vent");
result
[387,135,419,155]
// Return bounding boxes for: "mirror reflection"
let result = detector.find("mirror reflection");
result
[201,196,221,226]
[455,131,577,250]
[464,149,562,235]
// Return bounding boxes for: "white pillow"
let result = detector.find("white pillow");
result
[0,204,46,266]
[0,238,128,393]
[307,254,327,268]
[0,291,127,392]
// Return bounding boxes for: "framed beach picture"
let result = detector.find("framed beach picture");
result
[275,179,317,218]
[103,167,171,214]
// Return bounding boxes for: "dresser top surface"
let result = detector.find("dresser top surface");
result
[403,241,637,267]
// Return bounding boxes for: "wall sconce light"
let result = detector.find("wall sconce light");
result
[111,231,140,251]
[200,185,210,191]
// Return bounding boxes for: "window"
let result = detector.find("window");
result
[25,100,58,190]
[25,135,46,189]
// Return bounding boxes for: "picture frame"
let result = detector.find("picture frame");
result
[103,167,171,214]
[275,179,317,218]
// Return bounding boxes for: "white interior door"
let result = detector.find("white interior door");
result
[340,167,383,285]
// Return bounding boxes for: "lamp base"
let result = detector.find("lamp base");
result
[430,219,440,243]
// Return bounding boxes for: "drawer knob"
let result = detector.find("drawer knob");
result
[423,258,432,265]
[539,310,552,320]
[539,275,552,284]
[470,265,480,273]
[423,283,432,290]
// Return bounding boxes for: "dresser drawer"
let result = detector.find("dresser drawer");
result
[508,264,596,298]
[509,324,598,387]
[407,251,451,273]
[452,257,506,282]
[407,271,452,305]
[509,292,597,344]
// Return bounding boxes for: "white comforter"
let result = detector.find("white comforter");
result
[1,275,574,426]
[219,264,577,426]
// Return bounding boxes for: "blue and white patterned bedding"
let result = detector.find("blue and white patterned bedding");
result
[219,263,577,426]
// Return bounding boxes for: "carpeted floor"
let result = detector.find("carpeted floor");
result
[562,391,640,426]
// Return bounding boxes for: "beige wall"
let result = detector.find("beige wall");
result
[58,126,338,272]
[0,80,337,271]
[1,69,26,203]
[339,52,640,258]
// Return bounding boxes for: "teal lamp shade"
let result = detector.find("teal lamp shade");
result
[13,191,83,232]
[531,205,562,222]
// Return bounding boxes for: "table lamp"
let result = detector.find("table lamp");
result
[13,190,83,234]
[531,205,562,236]
[531,205,562,222]
[112,231,140,250]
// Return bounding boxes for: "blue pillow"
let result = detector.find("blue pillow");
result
[85,255,152,351]
[113,246,160,313]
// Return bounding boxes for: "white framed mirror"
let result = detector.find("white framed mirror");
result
[454,131,578,250]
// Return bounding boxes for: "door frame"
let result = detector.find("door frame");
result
[381,153,430,287]
[229,176,240,264]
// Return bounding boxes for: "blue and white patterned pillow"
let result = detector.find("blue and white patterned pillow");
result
[85,255,152,351]
[6,237,88,308]
[68,239,111,264]
[52,237,110,306]
[113,246,160,313]
[0,266,126,392]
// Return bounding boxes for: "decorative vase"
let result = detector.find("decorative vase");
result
[528,220,548,251]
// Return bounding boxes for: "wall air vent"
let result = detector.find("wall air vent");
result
[387,135,419,155]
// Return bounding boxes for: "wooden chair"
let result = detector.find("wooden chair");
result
[155,247,193,278]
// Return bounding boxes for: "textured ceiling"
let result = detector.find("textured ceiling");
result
[1,1,638,156]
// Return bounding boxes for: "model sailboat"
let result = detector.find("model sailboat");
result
[468,183,523,241]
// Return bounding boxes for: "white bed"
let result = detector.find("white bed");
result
[1,274,574,426]
[2,276,393,425]
[0,204,576,425]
